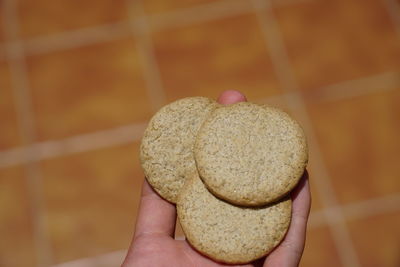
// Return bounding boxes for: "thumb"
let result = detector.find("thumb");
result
[217,90,247,105]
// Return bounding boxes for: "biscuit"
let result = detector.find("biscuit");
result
[194,102,308,206]
[177,173,291,264]
[140,97,218,203]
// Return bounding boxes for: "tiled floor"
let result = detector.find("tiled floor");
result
[0,0,399,266]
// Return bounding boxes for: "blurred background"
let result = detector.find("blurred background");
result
[0,0,399,266]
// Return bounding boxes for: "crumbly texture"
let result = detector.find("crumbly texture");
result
[177,173,291,264]
[140,97,218,203]
[195,102,308,206]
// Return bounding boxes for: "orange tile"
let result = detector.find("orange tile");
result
[0,61,22,149]
[0,5,5,43]
[0,166,36,266]
[152,14,283,102]
[348,212,400,266]
[300,226,342,267]
[27,37,152,141]
[144,0,219,14]
[18,0,129,39]
[41,143,143,263]
[307,89,400,205]
[274,0,400,92]
[0,47,5,62]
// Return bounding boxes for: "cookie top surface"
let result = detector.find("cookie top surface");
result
[140,97,218,203]
[177,173,291,264]
[194,102,308,206]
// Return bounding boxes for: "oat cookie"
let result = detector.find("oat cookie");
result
[177,173,291,264]
[140,97,218,203]
[195,102,308,206]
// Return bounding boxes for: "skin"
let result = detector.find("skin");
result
[122,90,311,267]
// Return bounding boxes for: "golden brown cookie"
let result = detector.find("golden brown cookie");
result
[177,173,291,264]
[140,97,218,203]
[194,102,308,206]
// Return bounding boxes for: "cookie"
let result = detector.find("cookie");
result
[140,97,218,203]
[177,173,291,264]
[194,102,308,206]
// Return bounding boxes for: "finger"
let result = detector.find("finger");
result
[217,90,247,104]
[264,171,311,267]
[133,179,177,239]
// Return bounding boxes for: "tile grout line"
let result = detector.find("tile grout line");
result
[0,123,147,168]
[259,70,399,106]
[251,0,361,266]
[307,71,400,103]
[270,0,314,7]
[126,0,166,112]
[341,194,400,221]
[2,1,53,266]
[148,0,253,31]
[24,21,133,55]
[308,193,400,229]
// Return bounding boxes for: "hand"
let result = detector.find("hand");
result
[122,90,311,267]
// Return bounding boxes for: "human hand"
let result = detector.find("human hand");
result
[122,90,311,267]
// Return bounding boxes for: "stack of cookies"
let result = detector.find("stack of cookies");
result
[140,97,308,264]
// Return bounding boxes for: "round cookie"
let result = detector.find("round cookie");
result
[194,102,308,206]
[177,173,291,264]
[140,97,218,203]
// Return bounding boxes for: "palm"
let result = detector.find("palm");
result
[129,234,257,267]
[123,91,311,267]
